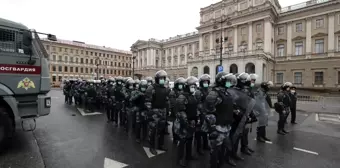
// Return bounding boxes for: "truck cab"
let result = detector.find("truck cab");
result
[0,17,54,148]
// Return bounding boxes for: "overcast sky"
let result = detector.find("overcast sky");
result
[1,0,306,51]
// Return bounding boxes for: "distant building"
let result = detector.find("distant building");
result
[42,39,132,84]
[131,0,340,90]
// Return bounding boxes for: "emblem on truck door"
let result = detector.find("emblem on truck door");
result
[17,77,36,90]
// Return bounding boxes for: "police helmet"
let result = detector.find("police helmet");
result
[199,74,211,88]
[134,79,140,88]
[145,76,153,84]
[225,73,237,87]
[154,70,167,84]
[186,76,198,92]
[174,77,186,90]
[281,82,292,90]
[139,80,148,92]
[126,79,135,89]
[215,72,228,87]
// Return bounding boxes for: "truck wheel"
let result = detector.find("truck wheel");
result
[0,108,14,150]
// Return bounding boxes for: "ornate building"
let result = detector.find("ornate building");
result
[132,0,340,89]
[42,39,132,84]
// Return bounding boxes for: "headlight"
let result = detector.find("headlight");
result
[45,98,51,108]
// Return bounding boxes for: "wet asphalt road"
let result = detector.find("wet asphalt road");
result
[1,90,340,168]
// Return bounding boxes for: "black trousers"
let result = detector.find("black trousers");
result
[195,131,209,152]
[240,126,250,150]
[278,113,288,130]
[178,137,194,161]
[257,126,267,138]
[290,107,296,123]
[106,105,114,121]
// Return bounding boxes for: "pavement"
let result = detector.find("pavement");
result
[1,90,340,168]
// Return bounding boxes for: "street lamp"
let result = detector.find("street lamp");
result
[213,16,232,66]
[95,57,100,80]
[131,46,137,79]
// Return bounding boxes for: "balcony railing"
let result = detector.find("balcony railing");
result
[280,0,331,13]
[189,49,268,62]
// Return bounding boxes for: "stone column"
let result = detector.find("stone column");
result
[146,49,150,66]
[255,60,263,83]
[264,17,272,53]
[199,34,203,52]
[137,51,140,68]
[184,45,188,65]
[210,32,214,55]
[165,49,168,67]
[328,13,335,57]
[306,17,312,55]
[233,26,238,52]
[287,22,292,56]
[177,47,180,66]
[248,22,253,51]
[192,43,195,56]
[171,47,174,67]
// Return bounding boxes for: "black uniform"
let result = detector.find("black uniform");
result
[276,83,292,135]
[289,87,297,124]
[145,70,169,155]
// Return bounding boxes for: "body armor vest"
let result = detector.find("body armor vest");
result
[151,84,168,109]
[214,87,234,126]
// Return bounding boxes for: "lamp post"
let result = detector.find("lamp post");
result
[95,57,100,80]
[213,16,232,66]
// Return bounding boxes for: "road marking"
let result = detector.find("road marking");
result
[51,97,59,99]
[77,108,102,116]
[315,114,319,121]
[293,147,318,155]
[104,157,128,168]
[254,138,272,144]
[143,147,165,158]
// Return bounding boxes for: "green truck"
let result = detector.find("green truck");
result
[0,17,55,149]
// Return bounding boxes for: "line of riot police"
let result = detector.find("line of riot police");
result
[62,70,295,168]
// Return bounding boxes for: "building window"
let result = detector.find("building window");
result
[58,56,62,61]
[53,55,56,61]
[52,66,56,71]
[75,67,78,73]
[64,56,68,62]
[277,44,285,56]
[256,24,262,33]
[296,23,302,32]
[314,72,324,84]
[295,42,303,55]
[256,41,263,49]
[316,19,324,28]
[70,67,73,72]
[294,72,302,84]
[58,66,62,72]
[70,49,73,53]
[70,57,73,63]
[64,66,68,72]
[76,58,78,63]
[278,26,284,34]
[58,76,62,82]
[241,27,246,35]
[315,39,324,53]
[81,58,84,64]
[52,76,56,82]
[276,73,284,84]
[338,71,340,84]
[80,68,83,73]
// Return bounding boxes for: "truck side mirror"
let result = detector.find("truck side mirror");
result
[22,31,32,47]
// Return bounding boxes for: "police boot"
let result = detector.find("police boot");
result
[262,127,271,141]
[241,147,252,156]
[256,127,266,143]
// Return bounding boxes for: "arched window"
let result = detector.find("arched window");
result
[203,66,210,74]
[245,63,255,74]
[230,64,238,74]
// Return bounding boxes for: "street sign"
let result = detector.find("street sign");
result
[217,65,223,72]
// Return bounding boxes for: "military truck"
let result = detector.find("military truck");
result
[0,17,56,149]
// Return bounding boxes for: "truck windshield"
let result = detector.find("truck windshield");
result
[0,28,27,55]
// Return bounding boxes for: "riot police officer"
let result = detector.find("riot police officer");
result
[85,80,97,112]
[170,77,186,144]
[145,70,169,155]
[276,82,292,135]
[203,72,234,168]
[106,78,116,123]
[124,79,135,133]
[195,74,211,155]
[240,73,258,155]
[145,76,153,86]
[134,79,141,90]
[130,80,148,143]
[114,76,126,126]
[174,76,199,167]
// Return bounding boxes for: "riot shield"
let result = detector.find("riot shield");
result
[253,90,271,127]
[227,88,256,144]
